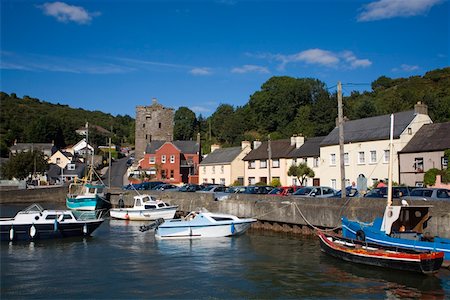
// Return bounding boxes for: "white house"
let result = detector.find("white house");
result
[319,102,432,191]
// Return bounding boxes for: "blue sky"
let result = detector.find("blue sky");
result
[1,0,448,117]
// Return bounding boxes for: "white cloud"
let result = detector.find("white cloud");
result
[357,0,442,22]
[190,106,211,113]
[190,68,212,75]
[392,64,420,72]
[264,48,372,70]
[39,2,100,24]
[231,64,270,74]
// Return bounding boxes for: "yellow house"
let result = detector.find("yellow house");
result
[48,150,73,169]
[199,141,251,186]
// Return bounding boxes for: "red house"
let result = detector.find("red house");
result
[138,140,201,184]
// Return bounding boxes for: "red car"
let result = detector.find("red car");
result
[268,186,302,196]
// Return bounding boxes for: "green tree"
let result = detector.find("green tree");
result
[174,107,197,140]
[287,163,315,185]
[1,150,48,180]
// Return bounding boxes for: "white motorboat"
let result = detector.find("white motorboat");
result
[153,209,257,239]
[0,204,104,241]
[110,194,178,221]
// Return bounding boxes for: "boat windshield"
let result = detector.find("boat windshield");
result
[20,204,44,213]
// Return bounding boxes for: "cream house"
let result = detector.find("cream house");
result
[48,150,73,169]
[243,136,305,186]
[199,141,251,186]
[398,122,450,187]
[319,102,432,191]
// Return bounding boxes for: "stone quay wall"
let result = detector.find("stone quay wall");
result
[1,187,449,238]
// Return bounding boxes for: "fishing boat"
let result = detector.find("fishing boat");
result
[110,194,178,221]
[0,204,105,241]
[318,231,444,274]
[341,114,450,266]
[66,182,109,211]
[145,209,256,239]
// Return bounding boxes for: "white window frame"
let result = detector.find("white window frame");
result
[384,150,389,163]
[370,150,377,164]
[220,165,224,174]
[161,155,166,163]
[313,157,319,168]
[344,153,349,166]
[331,179,337,190]
[170,155,175,164]
[149,156,156,164]
[202,166,206,174]
[358,151,365,164]
[212,166,215,174]
[272,159,280,168]
[260,160,267,169]
[249,160,255,169]
[330,154,336,166]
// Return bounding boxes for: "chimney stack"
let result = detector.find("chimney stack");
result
[152,97,157,105]
[241,140,251,150]
[210,144,221,153]
[290,134,297,146]
[295,134,305,149]
[414,101,428,115]
[253,140,262,149]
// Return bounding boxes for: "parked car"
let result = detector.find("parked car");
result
[178,184,203,192]
[364,186,415,199]
[292,186,337,198]
[268,186,302,196]
[234,185,273,195]
[334,187,360,198]
[153,184,179,191]
[214,186,240,201]
[197,185,228,193]
[122,181,164,190]
[403,188,450,201]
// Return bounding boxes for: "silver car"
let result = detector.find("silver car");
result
[292,186,337,198]
[403,188,450,201]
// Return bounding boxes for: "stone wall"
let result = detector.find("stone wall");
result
[2,187,449,238]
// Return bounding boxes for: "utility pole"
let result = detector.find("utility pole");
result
[267,134,272,184]
[338,81,346,199]
[108,137,112,188]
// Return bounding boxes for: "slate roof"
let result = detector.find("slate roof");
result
[289,136,326,158]
[145,140,200,154]
[243,139,295,161]
[200,147,243,165]
[399,122,450,153]
[10,143,54,152]
[321,110,417,147]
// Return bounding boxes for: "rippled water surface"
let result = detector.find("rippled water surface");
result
[1,204,449,299]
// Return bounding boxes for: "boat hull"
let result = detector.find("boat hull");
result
[155,221,254,239]
[0,220,104,241]
[342,217,450,265]
[110,208,177,221]
[318,232,444,275]
[66,195,107,211]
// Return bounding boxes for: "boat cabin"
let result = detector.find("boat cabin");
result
[132,195,172,210]
[381,205,432,238]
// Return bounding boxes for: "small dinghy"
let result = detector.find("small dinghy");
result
[110,194,178,221]
[318,231,444,275]
[142,208,256,239]
[0,204,105,241]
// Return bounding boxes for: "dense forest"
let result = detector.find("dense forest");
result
[1,67,449,157]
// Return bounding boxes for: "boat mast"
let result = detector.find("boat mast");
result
[387,114,394,207]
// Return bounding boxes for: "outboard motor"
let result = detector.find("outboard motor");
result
[139,218,165,232]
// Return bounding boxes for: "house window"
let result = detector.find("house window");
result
[203,178,208,183]
[220,166,224,174]
[442,157,448,169]
[220,178,225,185]
[331,179,337,190]
[248,177,256,185]
[358,152,365,164]
[203,166,206,174]
[170,155,175,163]
[212,166,215,174]
[161,169,166,179]
[313,157,319,168]
[161,155,166,163]
[260,177,267,184]
[56,158,61,164]
[384,150,390,163]
[143,124,145,128]
[344,153,349,166]
[414,157,424,172]
[272,159,280,168]
[149,156,155,164]
[408,127,412,135]
[67,164,75,171]
[249,160,256,169]
[370,151,377,164]
[170,170,174,178]
[260,160,267,169]
[330,154,336,166]
[158,123,161,129]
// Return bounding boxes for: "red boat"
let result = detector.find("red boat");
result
[318,231,444,275]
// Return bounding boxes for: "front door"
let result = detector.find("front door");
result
[313,178,320,186]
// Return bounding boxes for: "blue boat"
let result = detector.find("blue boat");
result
[66,182,108,211]
[342,204,450,266]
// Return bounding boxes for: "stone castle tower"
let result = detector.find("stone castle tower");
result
[135,98,174,161]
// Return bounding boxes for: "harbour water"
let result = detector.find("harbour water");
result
[1,204,449,299]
